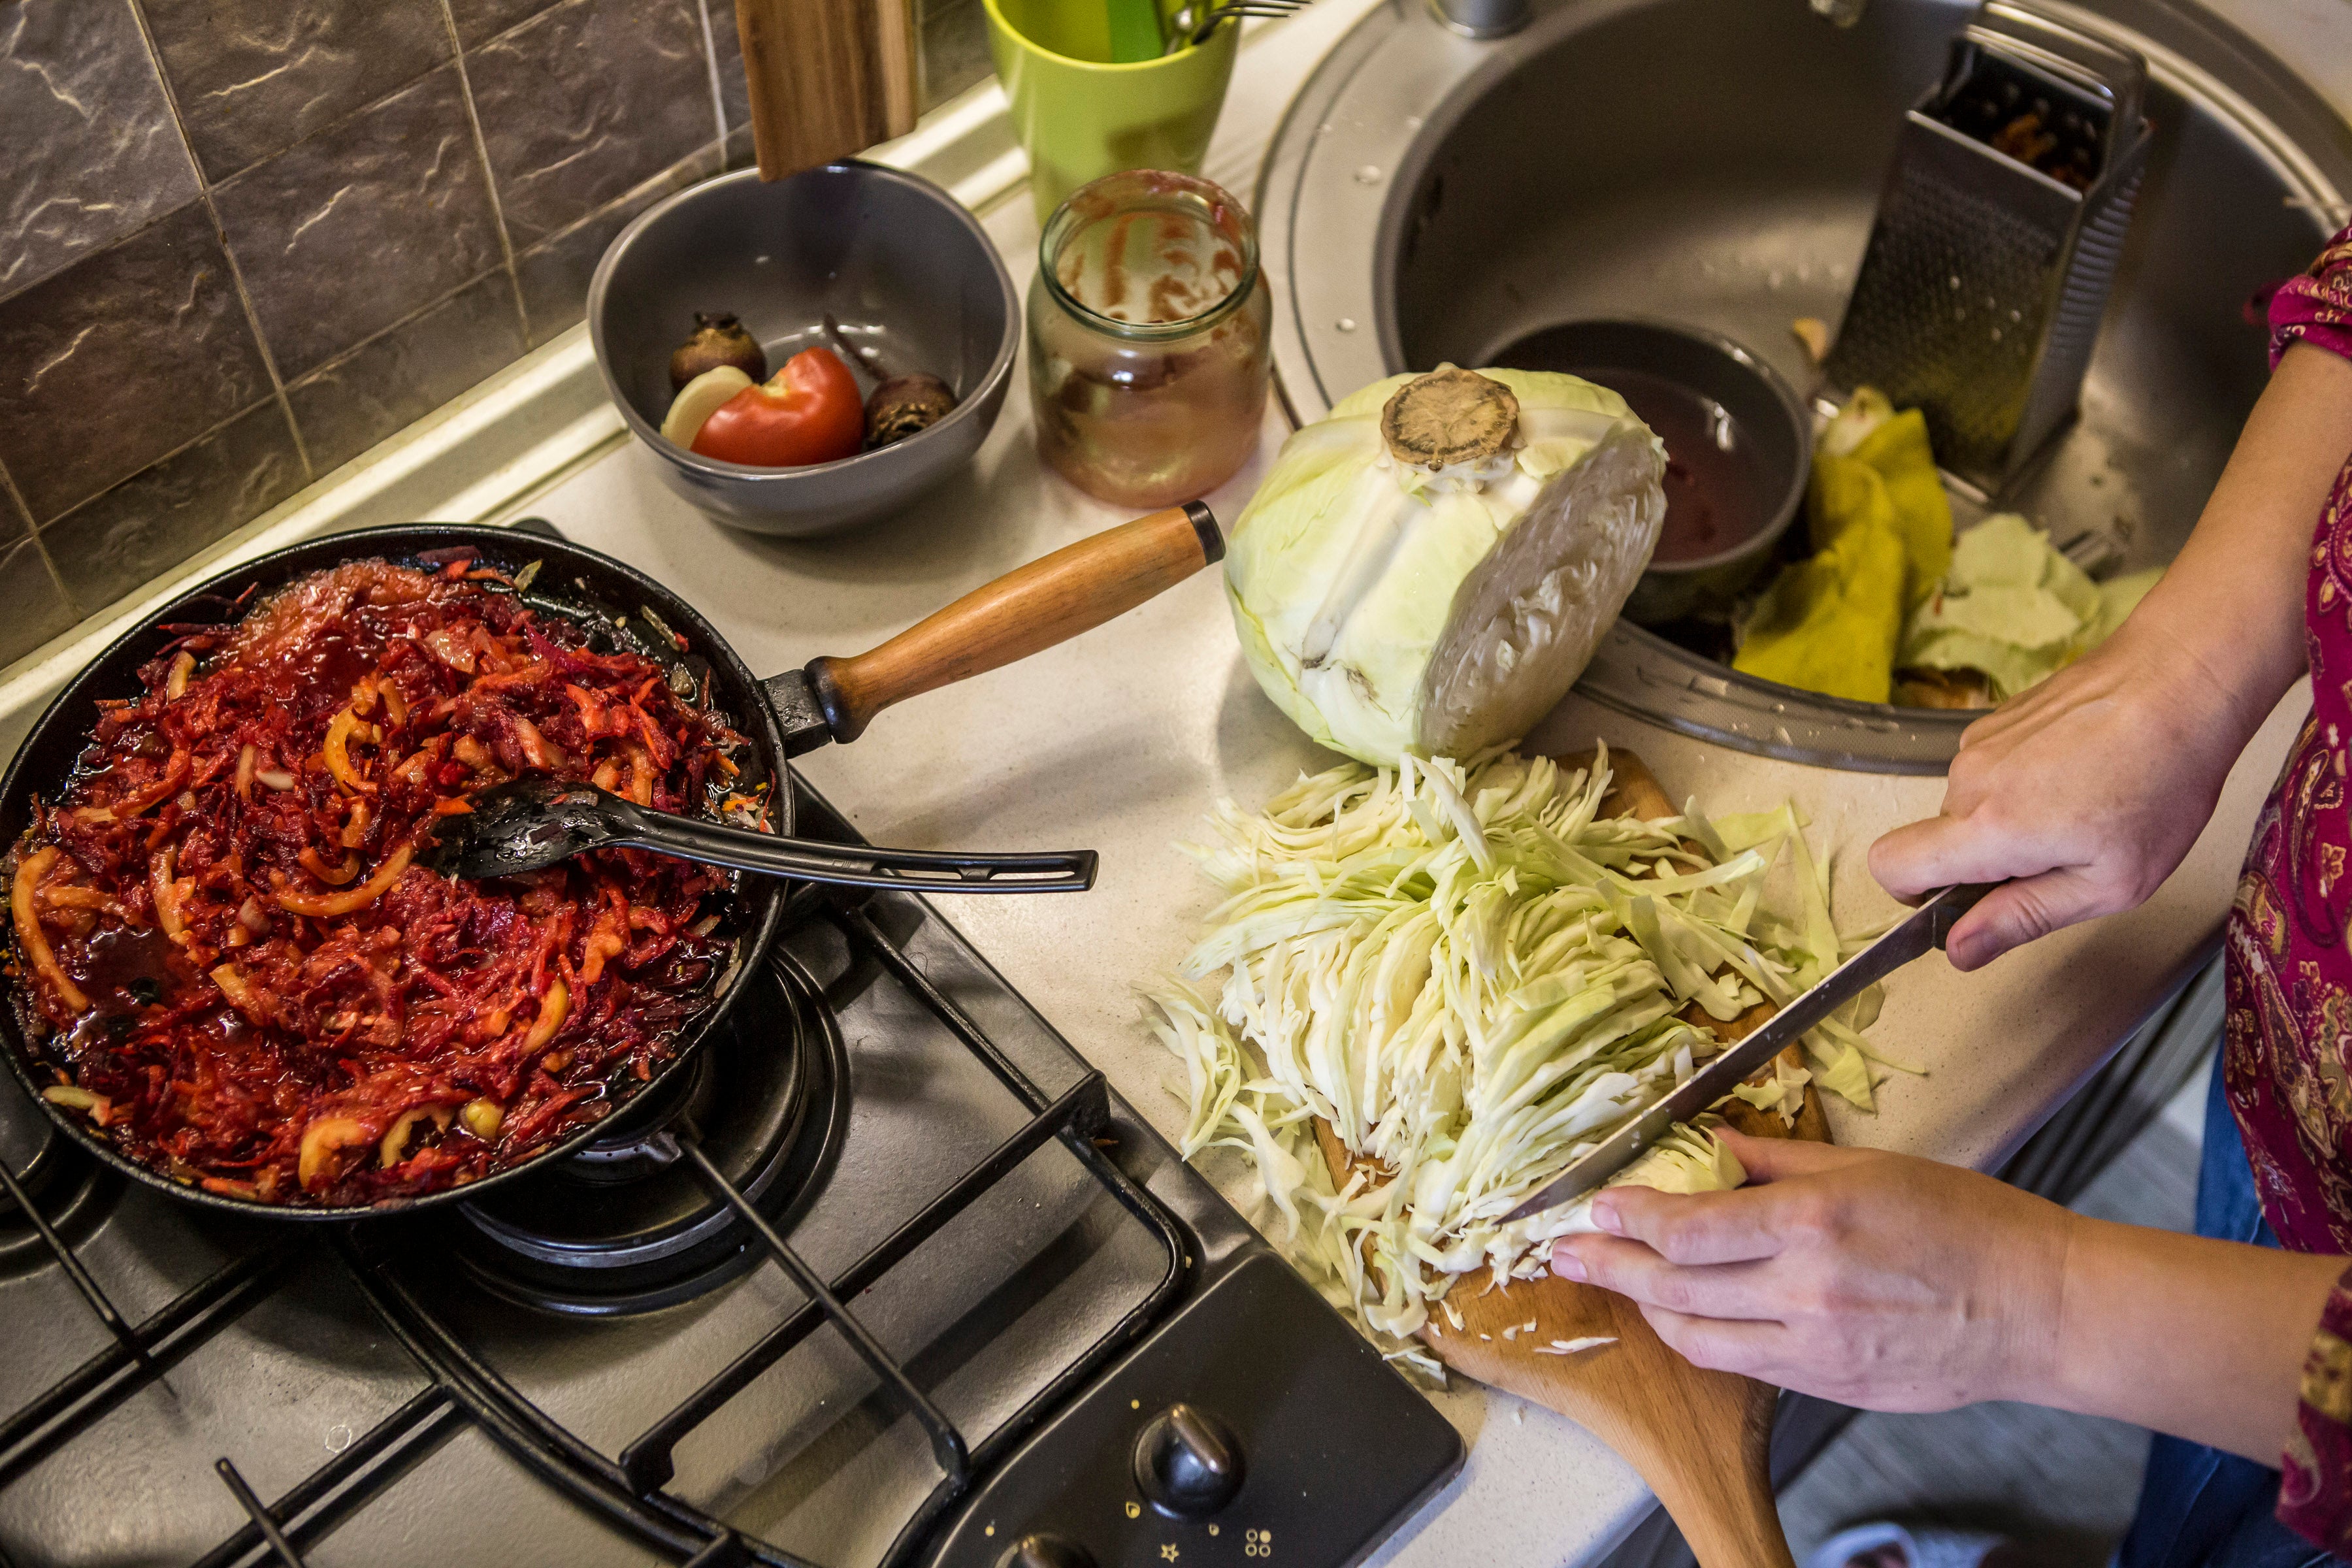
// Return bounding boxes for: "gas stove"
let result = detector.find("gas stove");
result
[0,772,1461,1568]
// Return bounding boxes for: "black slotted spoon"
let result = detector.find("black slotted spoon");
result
[425,778,1096,892]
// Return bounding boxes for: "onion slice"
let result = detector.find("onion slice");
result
[150,847,188,945]
[76,747,191,824]
[299,847,361,886]
[274,843,413,918]
[379,1104,454,1168]
[323,708,376,794]
[660,365,754,448]
[42,1085,112,1124]
[210,962,267,1021]
[512,716,562,770]
[519,979,569,1054]
[297,1117,372,1190]
[579,906,627,986]
[42,887,125,915]
[12,847,88,1013]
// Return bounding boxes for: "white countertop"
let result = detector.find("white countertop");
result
[514,80,2306,1564]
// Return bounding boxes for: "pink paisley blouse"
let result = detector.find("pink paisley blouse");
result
[2226,224,2352,1546]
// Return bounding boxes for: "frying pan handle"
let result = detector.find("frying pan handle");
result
[618,811,1099,893]
[803,502,1223,745]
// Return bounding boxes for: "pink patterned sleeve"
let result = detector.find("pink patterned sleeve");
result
[2266,224,2352,1552]
[2281,1265,2352,1550]
[2264,224,2352,368]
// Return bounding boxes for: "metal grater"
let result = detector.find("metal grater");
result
[1824,1,2152,496]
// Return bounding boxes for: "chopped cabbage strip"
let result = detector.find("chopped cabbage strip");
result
[1541,1125,1748,1235]
[1144,746,1897,1357]
[1731,1051,1814,1128]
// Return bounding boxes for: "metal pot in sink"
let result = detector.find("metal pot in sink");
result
[1483,318,1814,628]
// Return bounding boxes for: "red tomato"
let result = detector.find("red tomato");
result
[691,347,865,468]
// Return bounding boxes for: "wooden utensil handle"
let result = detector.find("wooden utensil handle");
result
[804,502,1224,743]
[1636,1378,1795,1568]
[736,0,917,182]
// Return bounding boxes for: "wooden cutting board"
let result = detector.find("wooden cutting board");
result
[1315,749,1824,1568]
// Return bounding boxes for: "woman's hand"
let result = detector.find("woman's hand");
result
[1550,1129,2344,1462]
[1869,620,2255,970]
[1870,342,2352,971]
[1551,1130,2072,1411]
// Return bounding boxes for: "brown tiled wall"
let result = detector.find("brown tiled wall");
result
[0,0,991,672]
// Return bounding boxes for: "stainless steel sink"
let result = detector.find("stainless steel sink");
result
[1257,0,2352,770]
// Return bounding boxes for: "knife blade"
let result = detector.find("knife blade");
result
[1501,881,1995,1224]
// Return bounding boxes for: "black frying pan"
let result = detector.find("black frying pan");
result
[0,507,1222,1221]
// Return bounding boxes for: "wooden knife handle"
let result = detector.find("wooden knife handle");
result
[804,502,1224,743]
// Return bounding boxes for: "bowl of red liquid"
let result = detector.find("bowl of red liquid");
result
[1487,319,1811,627]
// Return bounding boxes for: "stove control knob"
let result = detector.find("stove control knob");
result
[997,1533,1096,1568]
[1134,1402,1245,1518]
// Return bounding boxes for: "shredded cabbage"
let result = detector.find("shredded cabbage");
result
[1543,1124,1748,1236]
[1142,745,1904,1366]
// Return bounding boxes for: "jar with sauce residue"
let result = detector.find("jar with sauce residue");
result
[1026,170,1271,508]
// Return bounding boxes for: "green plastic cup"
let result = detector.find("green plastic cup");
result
[983,0,1241,221]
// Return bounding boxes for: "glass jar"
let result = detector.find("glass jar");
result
[1026,170,1272,508]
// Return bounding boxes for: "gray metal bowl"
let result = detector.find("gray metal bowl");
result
[589,163,1019,537]
[1485,318,1812,627]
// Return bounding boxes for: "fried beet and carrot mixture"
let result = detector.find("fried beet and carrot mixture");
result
[7,557,759,1207]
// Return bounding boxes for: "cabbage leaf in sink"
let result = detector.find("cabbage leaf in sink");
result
[1733,389,1953,704]
[1729,391,2159,707]
[1901,510,2162,700]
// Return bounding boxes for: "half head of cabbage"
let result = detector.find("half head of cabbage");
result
[1226,367,1667,766]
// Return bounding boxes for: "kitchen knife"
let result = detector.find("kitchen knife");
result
[1501,881,1995,1223]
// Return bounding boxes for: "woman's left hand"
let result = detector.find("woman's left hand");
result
[1551,1130,2074,1411]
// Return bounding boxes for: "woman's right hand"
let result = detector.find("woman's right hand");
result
[1871,344,2352,970]
[1869,619,2261,970]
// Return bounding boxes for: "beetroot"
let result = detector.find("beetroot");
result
[8,556,757,1208]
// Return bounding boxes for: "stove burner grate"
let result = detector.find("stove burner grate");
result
[350,900,1187,1554]
[0,1104,114,1281]
[442,947,850,1316]
[0,877,1190,1568]
[0,1089,139,1374]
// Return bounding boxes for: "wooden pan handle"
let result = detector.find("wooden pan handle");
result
[804,502,1224,743]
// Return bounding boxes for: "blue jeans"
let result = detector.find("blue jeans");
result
[2115,1062,2338,1568]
